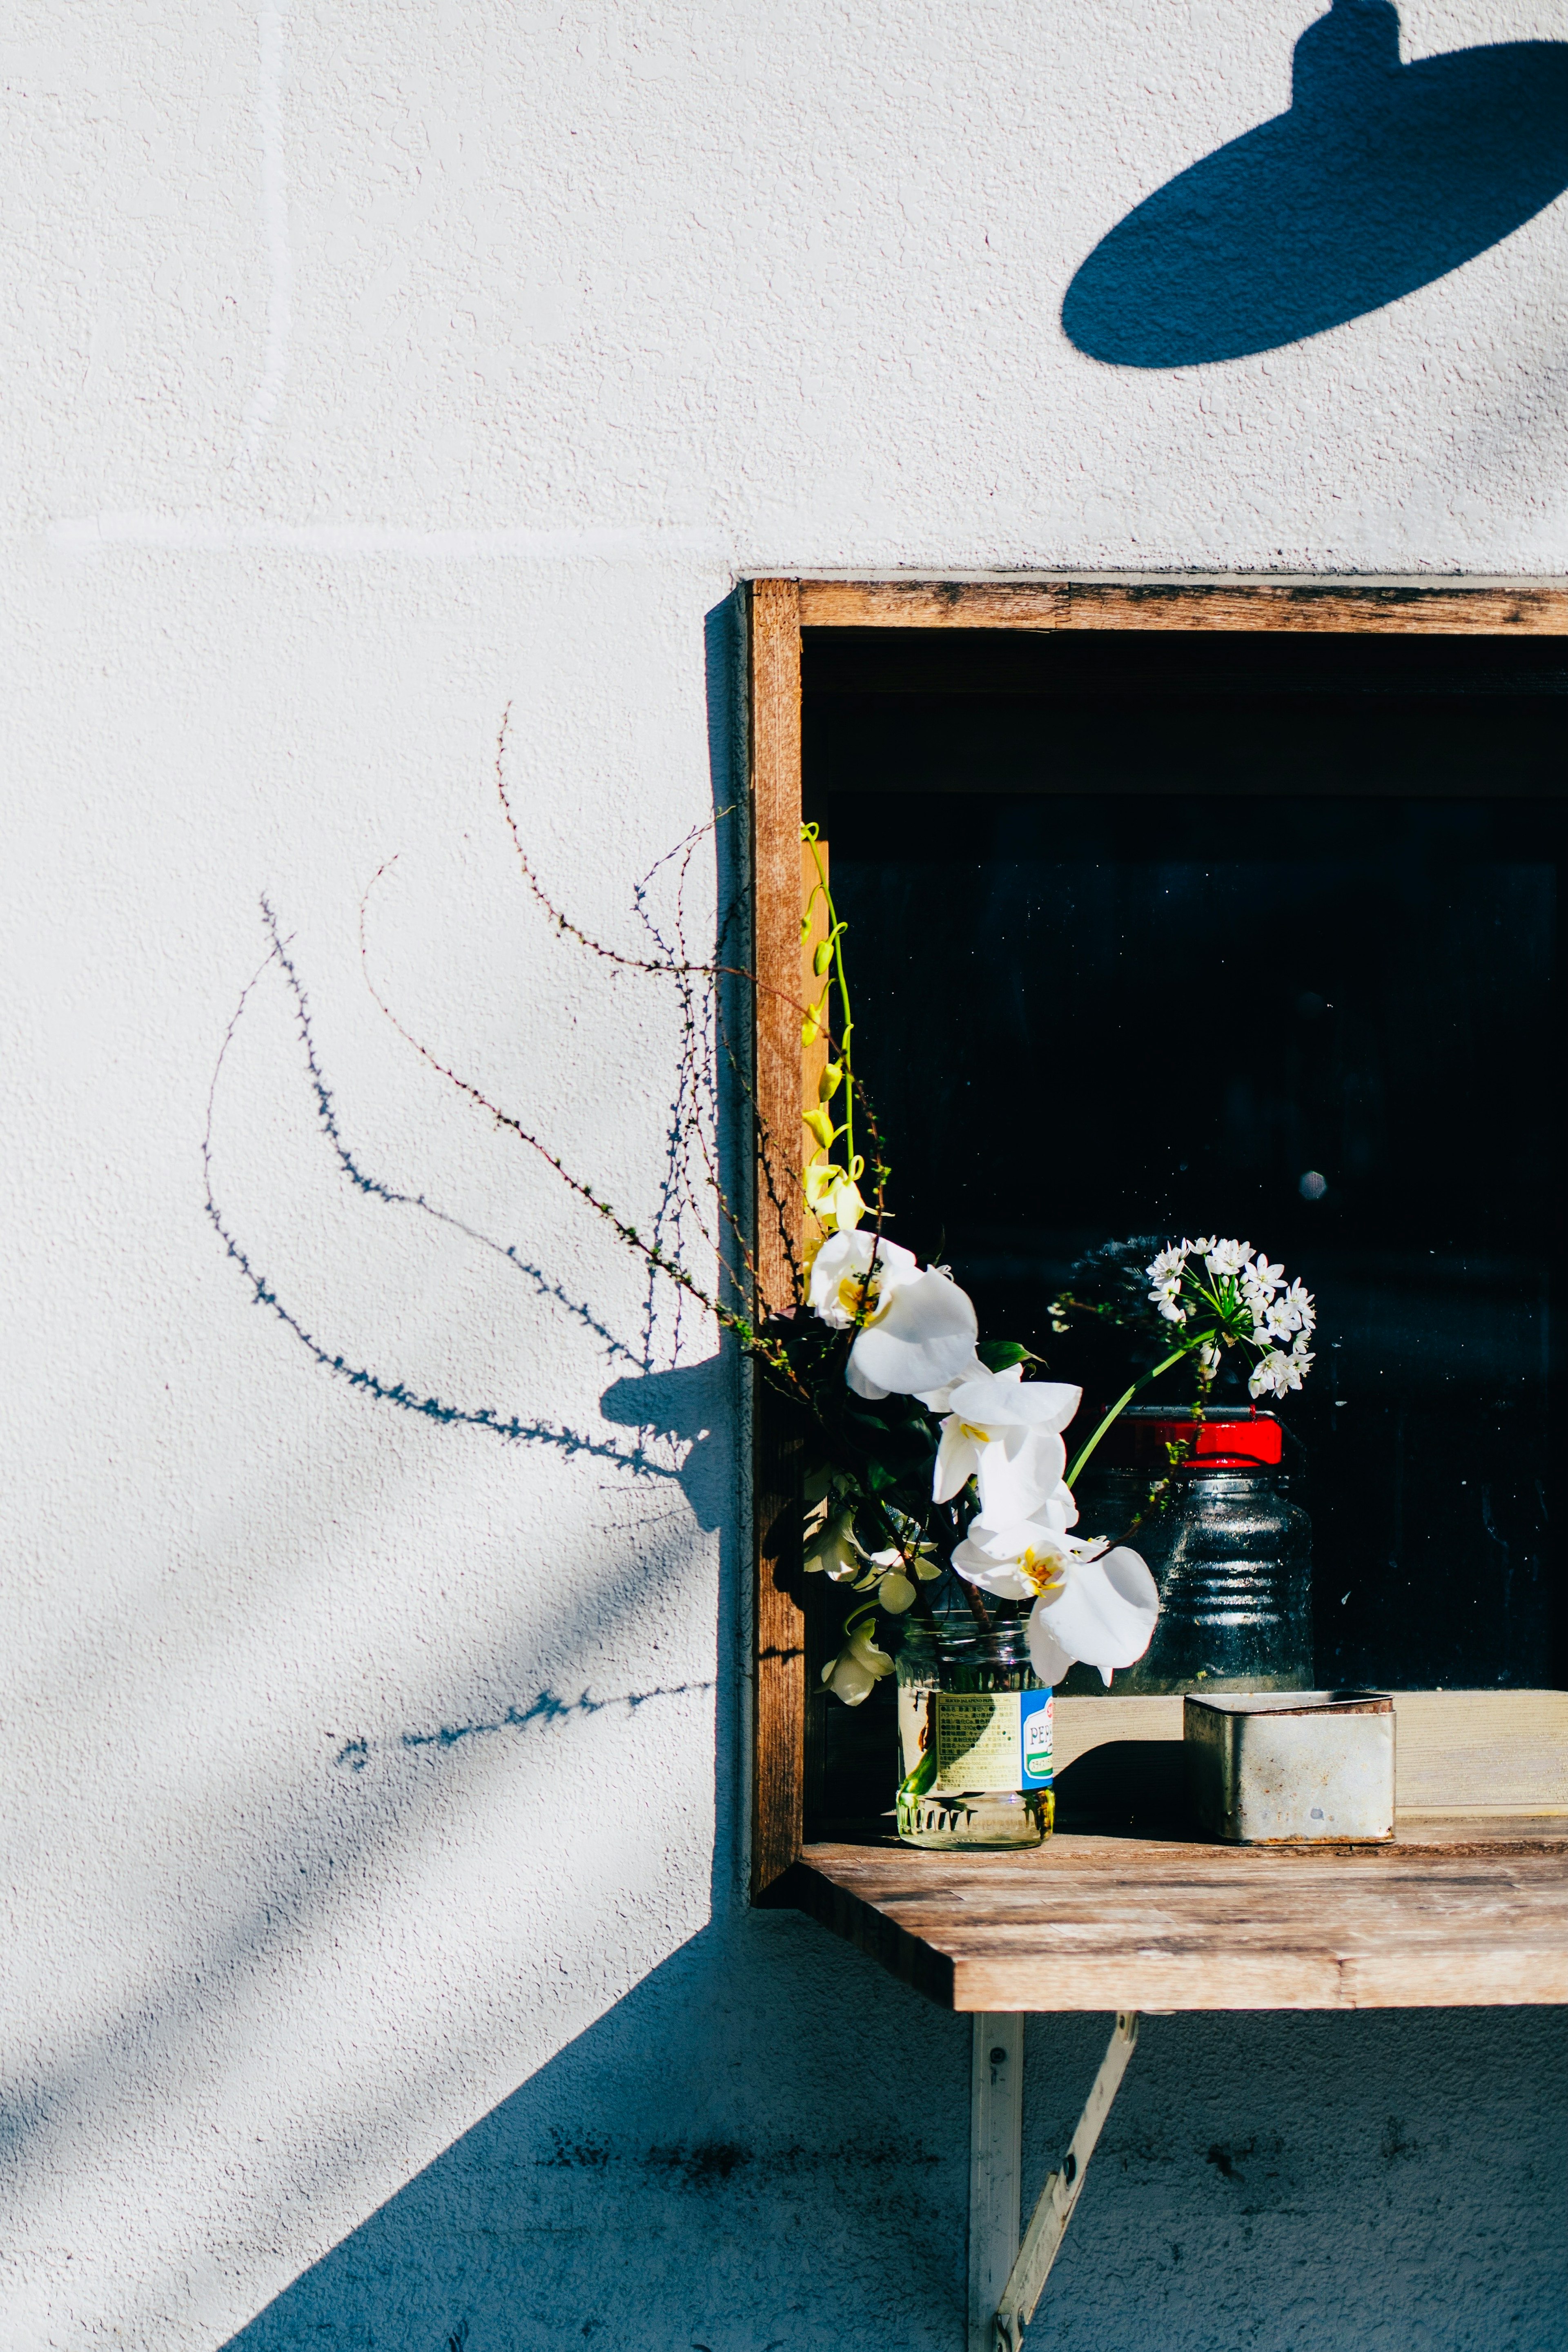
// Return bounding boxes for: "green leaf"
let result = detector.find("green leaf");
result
[976,1339,1036,1372]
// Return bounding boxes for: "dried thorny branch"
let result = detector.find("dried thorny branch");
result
[358,860,810,1402]
[493,708,815,1314]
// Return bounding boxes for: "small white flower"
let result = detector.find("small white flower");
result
[1282,1277,1316,1332]
[1146,1241,1191,1322]
[1146,1237,1316,1400]
[1249,1347,1311,1399]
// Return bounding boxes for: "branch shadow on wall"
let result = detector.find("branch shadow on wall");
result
[1062,0,1568,368]
[203,591,979,2352]
[187,624,1568,2352]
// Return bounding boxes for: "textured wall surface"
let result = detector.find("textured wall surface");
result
[2,1,1566,2345]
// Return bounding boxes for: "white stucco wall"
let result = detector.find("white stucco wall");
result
[3,2,1566,2345]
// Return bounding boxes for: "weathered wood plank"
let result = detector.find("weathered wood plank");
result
[1393,1689,1568,1813]
[749,579,807,1899]
[797,578,1568,635]
[1052,1690,1568,1813]
[799,580,1067,630]
[749,578,806,1317]
[793,1825,1568,2011]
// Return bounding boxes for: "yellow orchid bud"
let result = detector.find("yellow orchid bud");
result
[819,1061,844,1102]
[803,1161,846,1214]
[812,939,833,977]
[825,1177,866,1232]
[800,1008,820,1048]
[802,1105,837,1152]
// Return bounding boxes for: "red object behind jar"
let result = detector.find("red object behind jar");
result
[1095,1405,1283,1470]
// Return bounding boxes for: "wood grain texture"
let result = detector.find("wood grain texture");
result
[749,580,807,1900]
[750,579,806,1317]
[1053,1690,1568,1813]
[1393,1690,1568,1813]
[797,579,1568,635]
[790,1821,1568,2011]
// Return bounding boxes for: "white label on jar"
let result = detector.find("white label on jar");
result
[927,1690,1054,1794]
[899,1686,1053,1795]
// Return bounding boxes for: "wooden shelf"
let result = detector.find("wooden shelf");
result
[786,1817,1568,2014]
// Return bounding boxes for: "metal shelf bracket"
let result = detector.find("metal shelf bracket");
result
[969,2011,1140,2352]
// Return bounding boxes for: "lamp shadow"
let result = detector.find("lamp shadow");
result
[1062,0,1568,368]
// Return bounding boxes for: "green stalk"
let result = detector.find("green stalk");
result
[802,828,855,1177]
[1065,1342,1202,1489]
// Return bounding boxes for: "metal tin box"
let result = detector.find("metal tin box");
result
[1185,1691,1395,1844]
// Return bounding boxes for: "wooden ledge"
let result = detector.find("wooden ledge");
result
[795,578,1568,633]
[788,1818,1568,2014]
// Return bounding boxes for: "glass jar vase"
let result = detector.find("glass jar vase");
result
[895,1617,1054,1849]
[1070,1406,1313,1695]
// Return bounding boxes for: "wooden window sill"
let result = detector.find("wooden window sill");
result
[783,1815,1568,2013]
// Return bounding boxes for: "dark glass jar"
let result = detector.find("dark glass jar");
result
[1069,1407,1312,1695]
[895,1617,1054,1848]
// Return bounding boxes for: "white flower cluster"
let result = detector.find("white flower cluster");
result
[1147,1236,1316,1401]
[807,1235,1161,1698]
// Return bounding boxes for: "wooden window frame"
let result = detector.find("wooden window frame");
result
[748,576,1568,1901]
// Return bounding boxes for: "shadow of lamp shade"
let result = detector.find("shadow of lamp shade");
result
[1062,0,1568,367]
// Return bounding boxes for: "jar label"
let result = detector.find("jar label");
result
[900,1689,1053,1794]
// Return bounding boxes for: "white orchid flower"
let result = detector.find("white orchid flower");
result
[808,1229,919,1328]
[951,1510,1086,1602]
[821,1621,895,1706]
[803,1505,867,1582]
[846,1267,979,1400]
[1027,1544,1160,1688]
[914,1356,989,1413]
[932,1367,1083,1521]
[952,1510,1159,1689]
[808,1229,980,1400]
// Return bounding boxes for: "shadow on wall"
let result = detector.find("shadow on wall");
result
[1062,0,1568,367]
[217,1914,969,2352]
[218,1985,1568,2351]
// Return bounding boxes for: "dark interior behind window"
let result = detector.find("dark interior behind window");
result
[804,628,1568,1695]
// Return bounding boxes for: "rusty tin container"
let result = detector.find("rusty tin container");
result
[1185,1690,1395,1843]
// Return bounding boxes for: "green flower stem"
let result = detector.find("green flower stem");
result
[1065,1341,1203,1489]
[801,826,855,1178]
